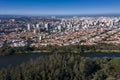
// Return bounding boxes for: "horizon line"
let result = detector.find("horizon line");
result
[0,13,120,16]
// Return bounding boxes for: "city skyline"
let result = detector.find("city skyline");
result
[0,0,120,15]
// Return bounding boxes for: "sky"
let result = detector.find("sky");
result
[0,0,120,15]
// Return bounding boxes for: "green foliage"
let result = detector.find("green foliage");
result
[0,54,119,80]
[0,46,15,56]
[0,46,35,56]
[110,59,120,72]
[0,43,119,56]
[40,43,120,53]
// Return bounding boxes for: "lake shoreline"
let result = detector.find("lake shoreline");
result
[0,50,120,57]
[0,51,120,68]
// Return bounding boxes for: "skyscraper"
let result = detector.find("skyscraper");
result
[36,23,40,32]
[45,23,49,31]
[27,24,31,31]
[58,25,61,32]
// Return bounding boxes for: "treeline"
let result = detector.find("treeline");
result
[0,46,34,56]
[39,45,88,53]
[0,54,120,80]
[0,43,120,56]
[39,43,120,53]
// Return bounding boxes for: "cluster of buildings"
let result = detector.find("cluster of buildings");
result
[0,16,120,47]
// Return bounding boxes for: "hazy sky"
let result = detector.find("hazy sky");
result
[0,0,120,15]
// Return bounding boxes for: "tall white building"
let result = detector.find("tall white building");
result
[58,25,61,32]
[34,29,37,34]
[27,24,31,31]
[45,23,49,31]
[36,23,40,32]
[36,24,39,29]
[39,36,42,41]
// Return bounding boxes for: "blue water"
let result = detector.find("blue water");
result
[0,53,120,68]
[82,53,120,58]
[0,53,46,68]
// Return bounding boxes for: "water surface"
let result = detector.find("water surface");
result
[0,53,120,68]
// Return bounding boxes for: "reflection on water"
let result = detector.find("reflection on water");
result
[0,53,45,68]
[0,53,120,68]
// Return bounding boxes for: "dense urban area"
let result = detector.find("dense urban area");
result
[0,16,120,48]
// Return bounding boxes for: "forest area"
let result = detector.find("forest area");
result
[0,54,120,80]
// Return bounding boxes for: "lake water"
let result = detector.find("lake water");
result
[82,53,120,58]
[0,53,120,68]
[0,53,46,68]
